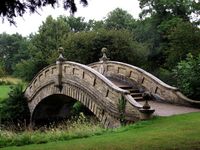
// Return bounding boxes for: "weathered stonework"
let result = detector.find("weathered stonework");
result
[89,61,200,107]
[25,61,143,128]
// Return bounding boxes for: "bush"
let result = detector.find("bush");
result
[0,83,30,125]
[173,53,200,99]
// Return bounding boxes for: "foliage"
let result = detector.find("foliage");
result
[173,53,200,99]
[72,101,89,115]
[0,33,29,74]
[104,8,136,31]
[165,20,200,67]
[139,0,200,24]
[0,83,30,124]
[0,115,103,148]
[30,16,70,64]
[152,67,176,86]
[135,0,200,72]
[0,0,88,24]
[0,61,5,78]
[64,29,148,66]
[13,59,39,81]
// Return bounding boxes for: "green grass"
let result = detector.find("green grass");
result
[0,77,23,101]
[0,85,11,101]
[1,112,200,150]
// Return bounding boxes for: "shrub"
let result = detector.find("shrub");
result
[0,83,30,125]
[173,53,200,99]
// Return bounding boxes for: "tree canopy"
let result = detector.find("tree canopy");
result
[0,0,88,24]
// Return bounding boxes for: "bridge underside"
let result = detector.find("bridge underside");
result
[32,94,94,126]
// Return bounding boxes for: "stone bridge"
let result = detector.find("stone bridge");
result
[24,48,200,128]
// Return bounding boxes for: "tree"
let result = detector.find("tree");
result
[164,18,200,67]
[135,0,200,71]
[139,0,200,24]
[63,29,148,66]
[13,15,70,81]
[64,16,89,32]
[104,8,136,31]
[0,0,88,24]
[0,33,29,74]
[87,20,105,31]
[30,15,70,64]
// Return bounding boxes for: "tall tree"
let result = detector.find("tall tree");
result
[30,15,70,64]
[139,0,200,23]
[65,16,88,32]
[0,33,29,74]
[105,8,136,31]
[136,0,200,70]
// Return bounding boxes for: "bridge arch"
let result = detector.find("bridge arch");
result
[25,61,142,128]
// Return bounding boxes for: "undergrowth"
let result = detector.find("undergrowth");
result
[0,113,105,148]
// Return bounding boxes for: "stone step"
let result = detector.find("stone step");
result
[132,96,144,101]
[130,93,142,97]
[123,88,140,93]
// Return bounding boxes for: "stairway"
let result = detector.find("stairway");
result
[107,76,145,102]
[121,86,144,101]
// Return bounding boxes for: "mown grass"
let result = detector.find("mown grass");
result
[0,85,11,101]
[1,112,200,150]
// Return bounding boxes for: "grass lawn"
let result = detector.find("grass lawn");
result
[2,112,200,150]
[0,85,11,101]
[0,77,23,101]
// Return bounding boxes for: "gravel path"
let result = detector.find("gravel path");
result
[139,101,200,116]
[108,77,200,116]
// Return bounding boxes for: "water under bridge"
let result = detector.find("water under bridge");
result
[24,48,200,128]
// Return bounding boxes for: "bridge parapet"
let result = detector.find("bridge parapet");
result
[25,64,57,100]
[25,61,130,102]
[89,61,200,106]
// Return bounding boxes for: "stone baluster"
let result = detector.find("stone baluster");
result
[99,47,109,75]
[139,91,155,120]
[55,47,65,91]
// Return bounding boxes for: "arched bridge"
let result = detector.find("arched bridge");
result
[24,48,200,128]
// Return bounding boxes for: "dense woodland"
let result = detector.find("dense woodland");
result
[0,0,200,100]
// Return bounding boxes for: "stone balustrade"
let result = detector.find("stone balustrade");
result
[89,61,200,107]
